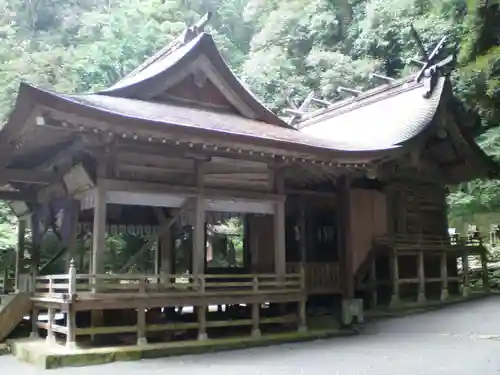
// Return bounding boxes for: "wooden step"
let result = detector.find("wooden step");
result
[0,293,32,342]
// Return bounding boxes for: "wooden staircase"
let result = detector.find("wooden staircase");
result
[0,293,32,342]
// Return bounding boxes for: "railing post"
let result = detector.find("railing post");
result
[370,258,378,309]
[197,275,207,341]
[389,251,400,309]
[66,259,77,349]
[68,259,76,297]
[480,250,490,293]
[251,276,261,338]
[137,276,148,346]
[417,251,426,305]
[48,278,53,298]
[462,252,470,297]
[298,265,307,333]
[440,252,449,302]
[46,307,55,344]
[30,306,39,339]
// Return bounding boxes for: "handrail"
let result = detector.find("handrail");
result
[33,260,305,299]
[374,234,483,247]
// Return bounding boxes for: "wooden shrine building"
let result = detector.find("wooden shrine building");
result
[0,17,497,349]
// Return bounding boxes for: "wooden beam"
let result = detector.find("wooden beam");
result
[0,168,60,185]
[0,191,37,202]
[118,202,192,273]
[100,178,285,203]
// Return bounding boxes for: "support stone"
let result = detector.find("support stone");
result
[15,219,26,292]
[440,252,449,302]
[462,252,470,297]
[389,251,400,308]
[417,251,426,304]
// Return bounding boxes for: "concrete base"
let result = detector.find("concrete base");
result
[8,329,357,369]
[0,344,8,356]
[440,289,449,302]
[417,293,427,305]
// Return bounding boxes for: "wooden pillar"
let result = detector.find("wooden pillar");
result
[251,276,261,337]
[46,308,55,344]
[338,176,353,298]
[298,265,307,332]
[197,276,207,340]
[137,277,147,345]
[389,251,400,308]
[480,250,490,293]
[91,183,107,280]
[298,196,307,265]
[417,251,426,304]
[159,232,172,286]
[30,306,39,338]
[192,162,205,277]
[66,260,77,349]
[66,204,79,269]
[15,219,26,292]
[91,183,106,342]
[462,252,470,297]
[440,251,449,301]
[273,169,286,280]
[370,258,378,309]
[274,200,286,280]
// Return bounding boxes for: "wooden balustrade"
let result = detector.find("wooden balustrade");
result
[286,262,340,294]
[34,272,303,299]
[32,260,307,348]
[375,234,484,250]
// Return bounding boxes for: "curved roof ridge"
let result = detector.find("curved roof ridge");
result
[298,74,419,127]
[96,32,291,128]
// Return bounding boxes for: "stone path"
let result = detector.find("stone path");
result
[2,296,500,374]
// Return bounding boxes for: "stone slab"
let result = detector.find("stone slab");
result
[9,329,357,370]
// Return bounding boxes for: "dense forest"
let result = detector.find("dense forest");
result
[0,0,499,270]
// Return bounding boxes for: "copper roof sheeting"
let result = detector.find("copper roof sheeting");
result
[298,77,445,150]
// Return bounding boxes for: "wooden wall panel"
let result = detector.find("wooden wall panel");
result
[349,189,388,274]
[247,214,275,273]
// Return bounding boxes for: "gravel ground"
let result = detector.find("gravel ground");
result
[2,296,500,374]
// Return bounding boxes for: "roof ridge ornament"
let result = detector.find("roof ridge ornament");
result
[122,12,213,80]
[409,25,455,98]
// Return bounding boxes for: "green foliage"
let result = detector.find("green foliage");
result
[0,0,499,263]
